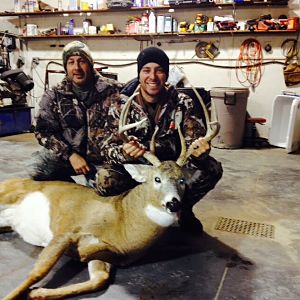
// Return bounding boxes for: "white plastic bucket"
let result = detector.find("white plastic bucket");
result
[269,95,300,153]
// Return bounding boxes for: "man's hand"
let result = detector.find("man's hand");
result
[69,153,90,175]
[123,137,146,159]
[190,137,210,157]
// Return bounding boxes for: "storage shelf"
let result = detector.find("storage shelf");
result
[0,2,289,17]
[20,30,299,41]
[1,1,293,42]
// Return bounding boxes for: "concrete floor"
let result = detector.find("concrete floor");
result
[0,133,300,300]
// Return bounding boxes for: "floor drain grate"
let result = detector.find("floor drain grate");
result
[215,217,275,239]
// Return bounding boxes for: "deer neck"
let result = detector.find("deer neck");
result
[119,183,177,238]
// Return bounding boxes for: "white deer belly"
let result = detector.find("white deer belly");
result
[1,191,53,247]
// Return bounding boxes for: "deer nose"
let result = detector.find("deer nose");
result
[166,198,181,213]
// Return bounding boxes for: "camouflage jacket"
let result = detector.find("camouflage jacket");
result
[100,83,208,167]
[34,73,123,163]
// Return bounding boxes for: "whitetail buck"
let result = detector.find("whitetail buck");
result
[0,85,219,300]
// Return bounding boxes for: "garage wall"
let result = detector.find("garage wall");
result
[0,0,299,137]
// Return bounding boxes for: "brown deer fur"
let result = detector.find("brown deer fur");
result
[0,161,185,299]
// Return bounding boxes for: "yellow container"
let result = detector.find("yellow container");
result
[80,1,89,10]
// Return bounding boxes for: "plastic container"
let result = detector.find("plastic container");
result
[210,87,249,149]
[68,19,75,35]
[269,94,300,153]
[149,11,156,33]
[157,15,164,33]
[0,106,32,136]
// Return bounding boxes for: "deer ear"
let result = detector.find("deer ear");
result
[124,164,152,183]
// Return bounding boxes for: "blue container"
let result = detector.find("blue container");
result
[0,106,32,136]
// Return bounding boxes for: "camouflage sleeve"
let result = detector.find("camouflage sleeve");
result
[178,92,213,165]
[180,92,207,147]
[34,89,72,161]
[178,92,223,196]
[99,95,133,164]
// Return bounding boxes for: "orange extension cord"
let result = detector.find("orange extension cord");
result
[236,38,263,88]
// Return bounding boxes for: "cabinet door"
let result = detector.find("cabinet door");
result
[0,108,32,135]
[0,111,15,135]
[14,109,32,132]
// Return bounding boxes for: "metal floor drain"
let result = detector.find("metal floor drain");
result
[215,217,275,239]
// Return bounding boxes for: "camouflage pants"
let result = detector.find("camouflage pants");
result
[27,148,136,195]
[93,164,137,196]
[183,155,223,209]
[28,149,78,182]
[28,148,101,186]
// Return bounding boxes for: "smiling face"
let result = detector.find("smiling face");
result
[139,62,167,104]
[66,55,92,87]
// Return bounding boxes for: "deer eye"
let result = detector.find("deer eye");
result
[155,177,161,183]
[179,178,186,185]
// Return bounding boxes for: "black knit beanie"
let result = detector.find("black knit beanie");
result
[137,47,169,79]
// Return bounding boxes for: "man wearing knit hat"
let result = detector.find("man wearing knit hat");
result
[30,41,123,186]
[62,40,94,87]
[99,47,223,234]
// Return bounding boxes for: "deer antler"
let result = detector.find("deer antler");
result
[119,86,161,167]
[175,68,220,167]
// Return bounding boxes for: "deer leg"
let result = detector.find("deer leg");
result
[28,260,111,299]
[77,239,118,262]
[4,233,74,300]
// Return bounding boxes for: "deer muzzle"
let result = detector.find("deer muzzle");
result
[166,198,181,213]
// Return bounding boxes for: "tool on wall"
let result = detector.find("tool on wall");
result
[195,41,220,60]
[281,38,300,87]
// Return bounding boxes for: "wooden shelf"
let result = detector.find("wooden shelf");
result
[0,1,289,17]
[19,30,298,42]
[1,1,292,42]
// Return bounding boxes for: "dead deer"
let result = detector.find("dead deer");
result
[0,86,219,300]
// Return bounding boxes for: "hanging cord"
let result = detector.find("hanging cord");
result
[281,38,299,64]
[236,38,263,88]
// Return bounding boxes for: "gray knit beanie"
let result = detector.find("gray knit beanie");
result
[137,47,169,79]
[62,41,94,70]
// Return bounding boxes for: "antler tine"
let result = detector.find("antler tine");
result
[143,125,161,166]
[118,91,145,140]
[147,125,157,153]
[175,67,220,166]
[118,86,161,167]
[175,123,187,167]
[191,86,220,143]
[183,120,220,162]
